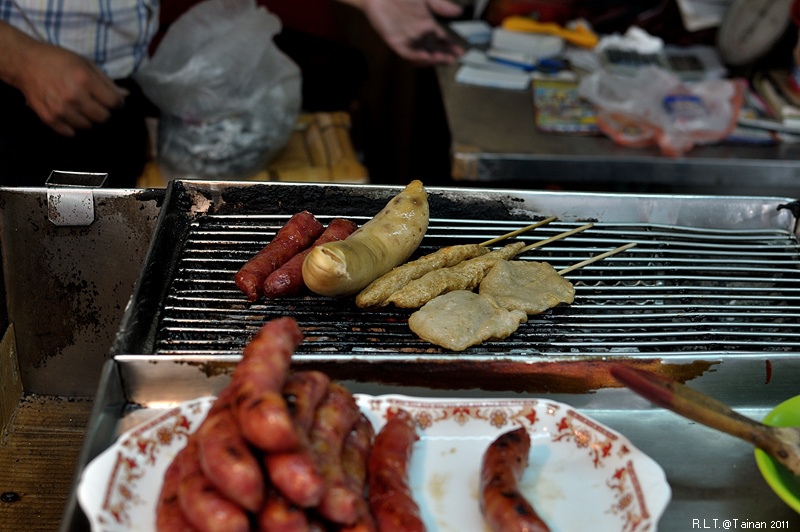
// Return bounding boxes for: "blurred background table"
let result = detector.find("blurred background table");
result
[436,63,800,198]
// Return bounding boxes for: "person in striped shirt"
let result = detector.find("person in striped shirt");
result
[0,0,462,187]
[0,0,158,186]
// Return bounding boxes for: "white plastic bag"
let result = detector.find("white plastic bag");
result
[577,66,743,156]
[135,0,301,179]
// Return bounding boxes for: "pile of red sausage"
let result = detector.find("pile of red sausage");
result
[156,316,550,532]
[155,317,424,532]
[235,212,357,301]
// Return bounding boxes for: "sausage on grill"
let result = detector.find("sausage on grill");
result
[235,211,324,301]
[302,180,429,297]
[263,218,358,298]
[367,409,425,532]
[479,426,549,532]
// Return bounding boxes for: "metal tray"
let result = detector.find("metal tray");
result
[60,354,800,531]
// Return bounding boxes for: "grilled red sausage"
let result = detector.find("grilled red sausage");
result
[339,414,378,532]
[156,456,198,532]
[367,409,425,532]
[338,518,378,532]
[232,317,303,452]
[310,382,363,525]
[195,387,265,513]
[261,370,331,507]
[176,438,250,532]
[264,447,326,508]
[479,427,549,532]
[282,370,332,432]
[307,518,328,532]
[342,413,375,496]
[235,211,325,301]
[257,488,311,532]
[263,218,358,298]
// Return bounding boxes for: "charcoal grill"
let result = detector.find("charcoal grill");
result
[111,180,800,391]
[55,180,800,531]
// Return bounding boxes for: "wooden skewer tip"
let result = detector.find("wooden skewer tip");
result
[559,242,637,275]
[479,216,558,247]
[519,222,594,253]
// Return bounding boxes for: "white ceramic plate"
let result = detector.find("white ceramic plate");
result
[77,395,671,531]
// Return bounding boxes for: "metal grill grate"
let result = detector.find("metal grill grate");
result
[150,213,800,360]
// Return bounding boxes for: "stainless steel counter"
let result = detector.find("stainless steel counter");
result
[0,187,163,396]
[0,186,163,530]
[437,63,800,197]
[1,184,798,530]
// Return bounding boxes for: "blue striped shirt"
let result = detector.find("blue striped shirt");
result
[1,0,159,79]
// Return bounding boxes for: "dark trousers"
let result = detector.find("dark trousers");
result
[0,78,150,188]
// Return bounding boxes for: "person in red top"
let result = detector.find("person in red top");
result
[0,0,158,186]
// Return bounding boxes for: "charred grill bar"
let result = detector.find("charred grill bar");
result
[114,181,800,363]
[143,216,800,359]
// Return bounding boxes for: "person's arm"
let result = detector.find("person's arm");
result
[0,21,128,136]
[336,0,464,66]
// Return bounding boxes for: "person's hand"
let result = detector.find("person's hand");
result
[360,0,464,66]
[15,41,128,137]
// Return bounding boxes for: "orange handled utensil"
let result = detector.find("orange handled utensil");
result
[501,16,599,49]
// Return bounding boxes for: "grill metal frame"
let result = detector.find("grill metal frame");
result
[113,180,800,367]
[62,180,800,531]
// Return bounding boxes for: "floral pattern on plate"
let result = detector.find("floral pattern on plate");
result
[77,395,671,531]
[77,397,214,531]
[355,395,671,532]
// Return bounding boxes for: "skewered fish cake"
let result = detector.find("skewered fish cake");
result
[408,290,528,351]
[355,244,489,308]
[386,242,526,309]
[357,218,558,308]
[479,260,575,315]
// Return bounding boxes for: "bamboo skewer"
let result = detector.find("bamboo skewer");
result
[356,217,559,307]
[405,233,638,349]
[386,224,596,308]
[518,222,594,254]
[558,242,636,276]
[480,216,557,247]
[388,223,635,309]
